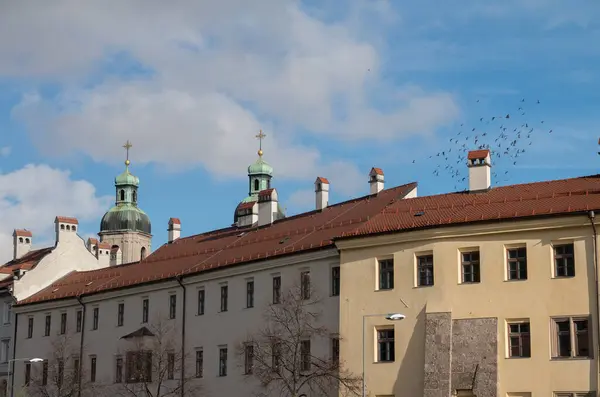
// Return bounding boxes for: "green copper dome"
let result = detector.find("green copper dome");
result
[115,169,139,186]
[248,157,273,176]
[100,205,151,234]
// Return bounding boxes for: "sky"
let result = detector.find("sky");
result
[1,0,599,263]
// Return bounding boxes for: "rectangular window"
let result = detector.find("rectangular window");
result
[220,285,228,312]
[272,342,281,370]
[554,393,595,397]
[300,340,311,371]
[244,344,254,374]
[246,280,254,308]
[331,266,341,296]
[507,247,527,280]
[197,290,205,315]
[195,350,203,378]
[167,353,175,380]
[377,329,395,362]
[142,298,149,323]
[3,302,12,325]
[553,317,591,358]
[126,351,152,383]
[378,259,394,290]
[57,359,64,388]
[169,295,177,320]
[42,361,48,386]
[507,322,531,358]
[555,243,575,277]
[116,356,123,383]
[24,363,31,385]
[331,337,340,365]
[73,357,80,384]
[272,276,281,304]
[1,339,9,363]
[76,310,82,333]
[60,313,67,334]
[218,347,227,377]
[417,255,434,286]
[44,315,51,336]
[27,317,33,338]
[461,251,480,283]
[301,271,311,300]
[92,307,99,330]
[117,303,124,327]
[90,356,97,382]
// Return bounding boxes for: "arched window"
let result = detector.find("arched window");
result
[72,226,76,231]
[254,179,259,191]
[18,237,23,243]
[61,224,65,230]
[141,247,147,260]
[25,238,30,244]
[120,190,125,201]
[66,225,71,231]
[267,179,271,189]
[133,191,137,203]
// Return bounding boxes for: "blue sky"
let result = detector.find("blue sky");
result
[0,0,599,262]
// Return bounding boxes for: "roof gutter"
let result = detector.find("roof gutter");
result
[174,275,186,397]
[75,295,86,397]
[587,211,600,387]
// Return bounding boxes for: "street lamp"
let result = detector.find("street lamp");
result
[362,313,405,397]
[9,357,44,397]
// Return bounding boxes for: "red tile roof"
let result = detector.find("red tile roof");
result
[0,247,55,274]
[169,218,181,225]
[55,216,79,225]
[98,242,111,249]
[316,177,330,184]
[87,238,99,245]
[467,149,490,160]
[14,229,33,238]
[370,167,384,176]
[18,182,418,305]
[341,175,600,238]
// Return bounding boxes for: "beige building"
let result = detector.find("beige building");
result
[335,149,600,397]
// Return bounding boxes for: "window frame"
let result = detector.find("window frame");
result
[60,312,67,335]
[76,310,82,333]
[554,243,575,278]
[220,285,228,312]
[272,276,281,304]
[218,347,228,377]
[115,356,123,383]
[460,251,480,283]
[416,254,434,287]
[117,303,125,327]
[246,280,254,309]
[300,340,311,372]
[551,316,592,359]
[169,294,177,320]
[195,349,203,378]
[27,317,33,339]
[506,320,531,358]
[44,314,51,337]
[167,352,175,380]
[506,246,528,281]
[197,289,205,315]
[142,298,149,323]
[92,307,99,330]
[244,344,254,374]
[90,355,97,383]
[378,259,394,290]
[301,271,311,300]
[377,327,395,362]
[331,266,341,296]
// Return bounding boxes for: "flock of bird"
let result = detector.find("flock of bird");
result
[410,98,554,191]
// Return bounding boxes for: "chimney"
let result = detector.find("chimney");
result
[87,237,99,256]
[236,203,258,227]
[168,218,181,243]
[467,149,492,192]
[315,177,330,210]
[97,242,111,267]
[110,246,122,266]
[369,167,384,194]
[54,216,79,244]
[13,229,32,260]
[258,188,278,227]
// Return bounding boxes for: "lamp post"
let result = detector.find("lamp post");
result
[8,357,44,397]
[362,313,405,397]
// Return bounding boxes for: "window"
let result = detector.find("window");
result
[126,351,152,383]
[197,290,205,315]
[195,350,203,378]
[57,359,64,388]
[554,393,595,397]
[76,310,82,333]
[27,317,33,338]
[3,302,12,324]
[254,179,259,191]
[552,317,591,358]
[461,251,480,283]
[378,259,394,290]
[44,315,51,336]
[24,363,31,386]
[0,340,9,363]
[133,191,137,203]
[218,347,227,377]
[140,246,146,260]
[169,294,177,319]
[220,285,228,312]
[60,312,67,334]
[301,271,311,300]
[167,353,175,380]
[92,307,99,330]
[73,357,80,383]
[377,329,395,362]
[417,255,434,286]
[117,303,124,327]
[331,266,340,296]
[116,357,123,383]
[120,189,125,201]
[300,340,311,371]
[272,276,281,304]
[554,244,575,277]
[42,361,48,386]
[246,280,254,308]
[507,321,531,358]
[272,342,281,371]
[507,247,527,280]
[90,356,97,382]
[244,344,254,374]
[331,337,340,365]
[142,299,149,323]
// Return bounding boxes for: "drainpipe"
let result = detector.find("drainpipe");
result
[9,296,18,397]
[175,276,186,397]
[76,296,86,397]
[587,211,600,391]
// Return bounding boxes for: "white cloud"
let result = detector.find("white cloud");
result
[0,164,112,263]
[3,0,459,196]
[0,147,10,157]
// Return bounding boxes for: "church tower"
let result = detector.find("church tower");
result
[98,141,152,265]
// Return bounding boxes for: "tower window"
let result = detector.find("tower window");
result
[254,179,259,191]
[120,190,125,201]
[140,247,147,260]
[61,224,65,230]
[25,238,30,243]
[133,190,137,203]
[66,225,71,231]
[18,237,23,243]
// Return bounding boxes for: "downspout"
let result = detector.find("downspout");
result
[587,211,600,391]
[76,296,86,397]
[175,276,186,397]
[9,296,18,397]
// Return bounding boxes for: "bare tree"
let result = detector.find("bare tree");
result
[25,334,102,397]
[238,284,361,397]
[113,318,201,397]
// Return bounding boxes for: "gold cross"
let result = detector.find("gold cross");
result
[123,140,133,165]
[255,130,266,156]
